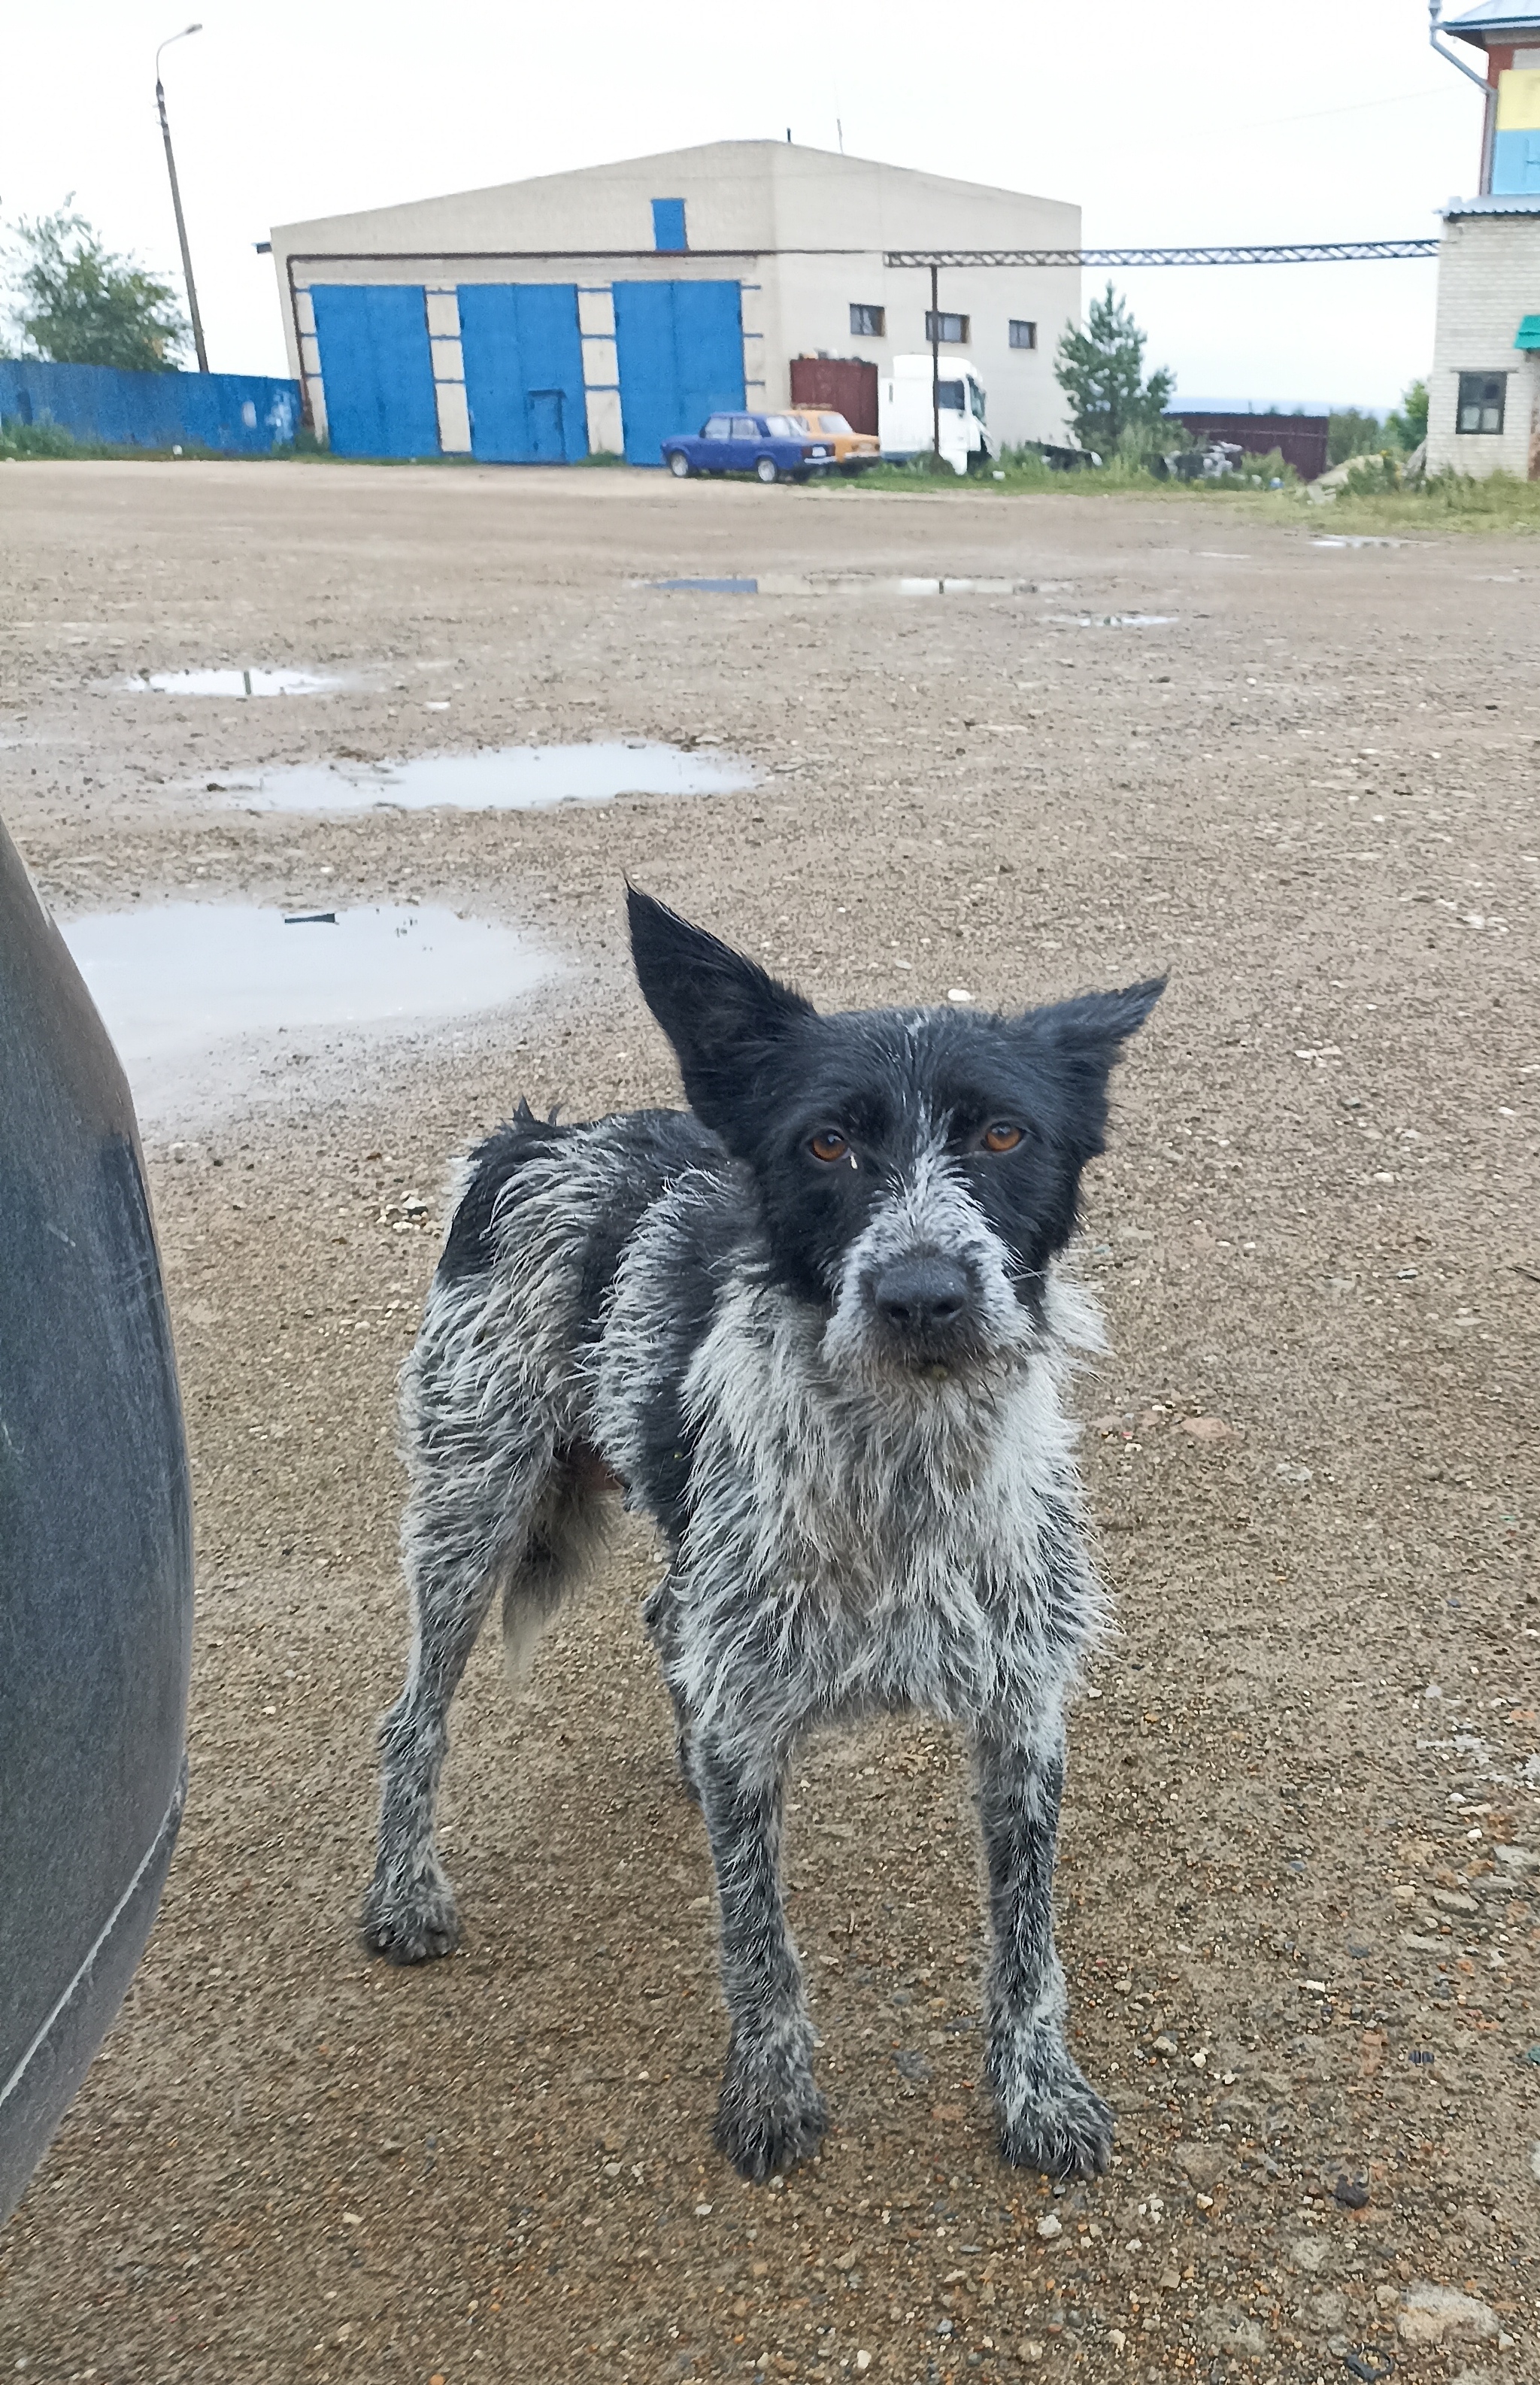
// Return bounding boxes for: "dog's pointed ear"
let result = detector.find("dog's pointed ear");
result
[1022,976,1166,1062]
[1014,975,1166,1158]
[627,887,813,1133]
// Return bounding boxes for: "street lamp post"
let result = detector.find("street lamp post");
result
[155,23,208,372]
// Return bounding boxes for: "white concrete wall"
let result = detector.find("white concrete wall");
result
[270,140,1081,453]
[762,250,1078,446]
[1428,209,1540,478]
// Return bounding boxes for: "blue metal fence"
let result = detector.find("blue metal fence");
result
[0,359,301,453]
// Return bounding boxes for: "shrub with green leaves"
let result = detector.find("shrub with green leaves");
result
[3,202,189,372]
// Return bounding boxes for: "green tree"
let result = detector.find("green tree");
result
[1386,378,1429,451]
[4,203,188,372]
[1053,283,1174,454]
[1327,407,1384,466]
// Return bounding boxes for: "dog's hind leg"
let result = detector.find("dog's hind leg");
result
[697,1736,826,2181]
[975,1716,1114,2179]
[361,1470,533,1966]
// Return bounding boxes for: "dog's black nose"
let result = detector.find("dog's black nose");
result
[872,1256,971,1336]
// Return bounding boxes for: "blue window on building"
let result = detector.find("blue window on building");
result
[652,199,687,253]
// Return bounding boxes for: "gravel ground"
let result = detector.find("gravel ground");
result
[1,460,1537,2385]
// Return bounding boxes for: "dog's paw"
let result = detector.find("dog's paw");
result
[714,2031,827,2182]
[360,1869,460,1965]
[990,2037,1114,2180]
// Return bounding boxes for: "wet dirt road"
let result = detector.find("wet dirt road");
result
[1,461,1537,2385]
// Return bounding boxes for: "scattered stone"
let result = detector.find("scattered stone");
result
[854,2356,872,2375]
[1174,2141,1229,2191]
[1333,2174,1370,2210]
[1152,2033,1178,2057]
[1180,1415,1235,1442]
[1494,1843,1539,1871]
[1201,2309,1267,2357]
[1290,2234,1329,2273]
[1396,2284,1501,2346]
[893,2050,931,2082]
[1035,2213,1063,2241]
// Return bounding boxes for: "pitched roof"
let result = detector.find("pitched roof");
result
[1443,0,1540,42]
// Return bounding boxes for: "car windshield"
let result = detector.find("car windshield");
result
[763,415,802,437]
[969,381,987,423]
[817,414,852,433]
[935,381,965,412]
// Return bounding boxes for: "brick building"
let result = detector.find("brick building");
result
[1429,2,1540,476]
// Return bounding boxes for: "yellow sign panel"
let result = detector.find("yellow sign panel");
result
[1496,68,1540,131]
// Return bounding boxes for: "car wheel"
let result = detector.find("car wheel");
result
[668,451,691,478]
[755,455,779,484]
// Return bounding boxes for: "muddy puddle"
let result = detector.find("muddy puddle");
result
[647,574,1034,598]
[62,902,556,1121]
[125,668,341,696]
[210,741,755,815]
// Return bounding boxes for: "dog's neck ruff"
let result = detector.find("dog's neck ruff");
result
[595,1236,1107,1740]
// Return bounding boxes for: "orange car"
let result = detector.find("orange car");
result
[786,408,881,473]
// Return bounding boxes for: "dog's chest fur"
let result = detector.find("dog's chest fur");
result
[589,1171,1105,1735]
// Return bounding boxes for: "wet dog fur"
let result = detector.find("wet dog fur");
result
[362,888,1163,2181]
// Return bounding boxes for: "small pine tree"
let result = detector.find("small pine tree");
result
[1053,283,1174,454]
[5,203,189,372]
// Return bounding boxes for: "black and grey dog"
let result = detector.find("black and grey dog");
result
[362,889,1163,2182]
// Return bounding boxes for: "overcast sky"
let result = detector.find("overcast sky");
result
[2,1,1485,408]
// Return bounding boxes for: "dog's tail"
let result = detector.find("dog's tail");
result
[499,1446,617,1683]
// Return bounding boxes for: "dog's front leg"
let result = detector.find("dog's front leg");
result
[697,1737,826,2182]
[975,1717,1113,2179]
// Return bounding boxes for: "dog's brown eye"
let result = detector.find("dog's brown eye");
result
[809,1130,849,1164]
[983,1123,1023,1154]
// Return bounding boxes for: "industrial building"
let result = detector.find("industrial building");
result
[267,142,1081,463]
[1429,2,1540,475]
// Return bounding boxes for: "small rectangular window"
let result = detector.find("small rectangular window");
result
[1457,370,1506,433]
[849,302,885,337]
[1009,319,1037,350]
[651,198,687,253]
[924,311,970,344]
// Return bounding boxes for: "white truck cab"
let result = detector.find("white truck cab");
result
[879,354,993,475]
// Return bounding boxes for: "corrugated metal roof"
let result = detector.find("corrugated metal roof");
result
[1443,0,1540,41]
[1443,190,1540,212]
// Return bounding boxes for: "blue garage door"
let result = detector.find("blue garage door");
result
[613,281,744,466]
[457,284,588,464]
[311,285,438,460]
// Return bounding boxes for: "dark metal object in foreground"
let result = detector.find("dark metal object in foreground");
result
[0,815,193,2227]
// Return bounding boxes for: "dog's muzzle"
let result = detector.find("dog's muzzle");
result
[868,1252,977,1361]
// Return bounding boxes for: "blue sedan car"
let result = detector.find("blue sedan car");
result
[662,412,834,483]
